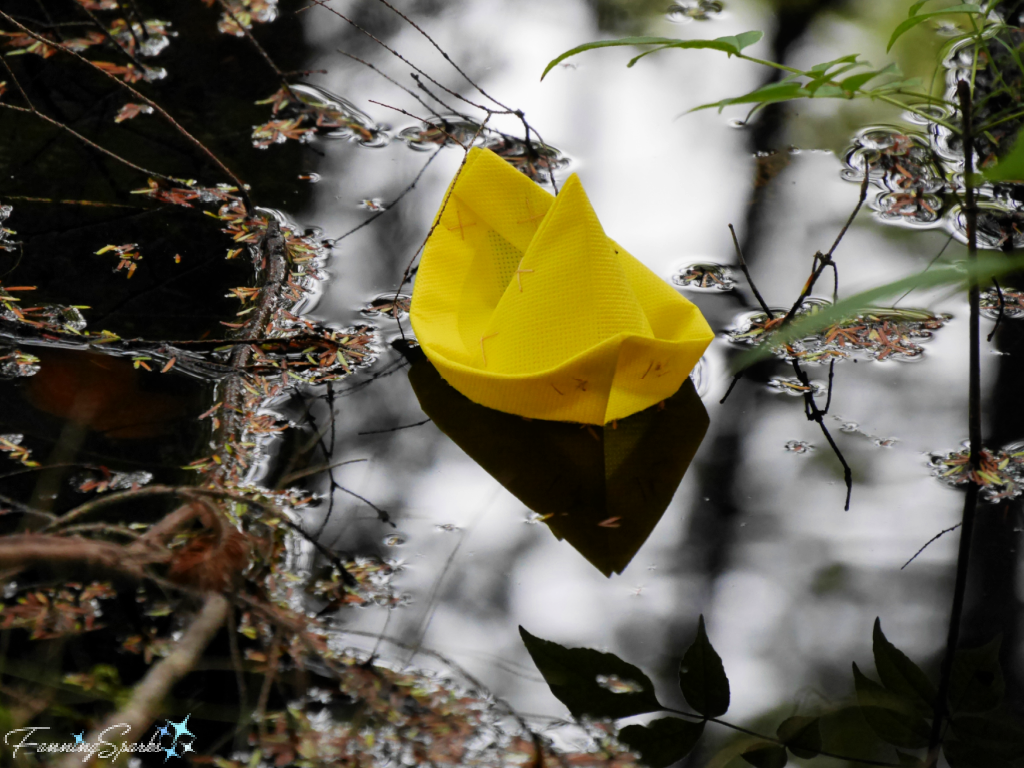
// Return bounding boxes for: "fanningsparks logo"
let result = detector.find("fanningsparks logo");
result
[4,714,196,762]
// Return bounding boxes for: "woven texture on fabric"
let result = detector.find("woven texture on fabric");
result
[410,147,714,425]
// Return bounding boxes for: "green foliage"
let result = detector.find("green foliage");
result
[873,618,936,718]
[678,615,730,718]
[518,626,662,719]
[776,715,822,759]
[740,743,789,768]
[982,129,1024,182]
[540,31,763,80]
[887,4,984,52]
[948,636,1004,714]
[852,662,931,749]
[618,717,704,767]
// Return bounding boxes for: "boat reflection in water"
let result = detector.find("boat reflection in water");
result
[407,353,708,576]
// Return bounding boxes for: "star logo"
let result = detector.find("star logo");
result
[162,744,179,762]
[72,732,85,744]
[167,714,194,744]
[157,724,171,739]
[180,741,194,753]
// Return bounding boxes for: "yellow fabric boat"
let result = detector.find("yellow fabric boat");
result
[410,147,713,424]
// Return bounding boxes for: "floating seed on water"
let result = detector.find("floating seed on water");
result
[766,377,825,397]
[361,294,410,320]
[873,437,898,448]
[784,440,814,454]
[359,198,390,212]
[671,262,735,292]
[383,535,406,546]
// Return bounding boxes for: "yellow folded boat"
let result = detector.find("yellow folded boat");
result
[410,147,713,424]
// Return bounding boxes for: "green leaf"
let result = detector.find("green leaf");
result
[910,0,942,14]
[887,5,984,52]
[872,618,937,717]
[519,627,662,719]
[741,743,788,768]
[810,54,862,73]
[618,717,705,768]
[840,63,900,93]
[896,751,927,767]
[730,254,1024,374]
[943,736,1017,768]
[678,615,730,717]
[853,662,931,749]
[541,31,764,80]
[692,81,808,113]
[776,716,822,759]
[948,712,1024,759]
[949,636,1004,714]
[982,127,1024,182]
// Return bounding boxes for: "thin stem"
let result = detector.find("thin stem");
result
[729,223,773,316]
[926,78,982,768]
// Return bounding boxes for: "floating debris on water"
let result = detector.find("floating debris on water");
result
[874,190,943,226]
[949,202,1024,250]
[784,440,814,454]
[361,294,410,320]
[727,302,950,363]
[359,198,389,212]
[398,115,485,150]
[74,468,153,493]
[253,84,387,149]
[667,1,725,22]
[298,172,321,183]
[928,441,1024,503]
[435,523,461,533]
[0,349,40,379]
[672,262,735,292]
[840,421,859,433]
[595,674,644,694]
[108,18,175,57]
[114,103,154,123]
[0,204,16,252]
[767,377,826,397]
[873,437,899,448]
[524,512,553,525]
[842,128,945,194]
[981,286,1024,320]
[310,556,407,609]
[0,433,38,468]
[383,534,406,547]
[397,115,569,180]
[211,0,278,36]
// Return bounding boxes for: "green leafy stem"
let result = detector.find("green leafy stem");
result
[539,0,1016,138]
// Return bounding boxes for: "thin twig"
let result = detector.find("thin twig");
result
[358,418,431,435]
[901,524,963,570]
[987,276,1004,342]
[56,594,230,768]
[328,143,444,243]
[729,223,772,316]
[0,11,251,205]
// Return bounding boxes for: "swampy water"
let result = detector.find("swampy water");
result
[1,0,1022,766]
